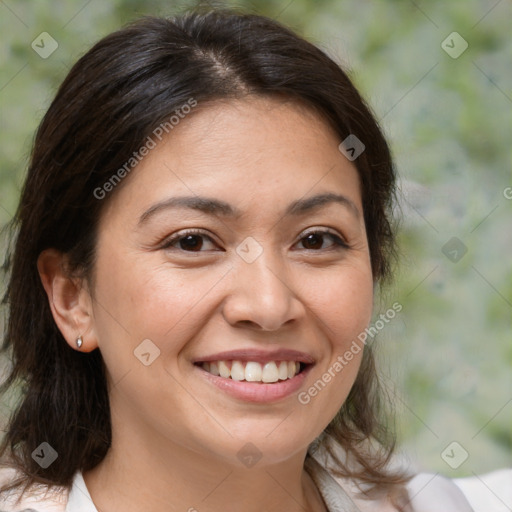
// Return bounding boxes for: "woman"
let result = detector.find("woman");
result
[0,7,481,511]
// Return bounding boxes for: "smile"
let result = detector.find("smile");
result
[194,359,314,403]
[197,360,305,382]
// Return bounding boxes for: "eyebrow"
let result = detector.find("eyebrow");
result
[138,192,360,225]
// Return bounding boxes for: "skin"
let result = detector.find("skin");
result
[38,95,375,512]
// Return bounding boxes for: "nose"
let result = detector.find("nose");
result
[222,251,305,331]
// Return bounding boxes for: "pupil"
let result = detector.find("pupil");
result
[305,233,322,249]
[181,235,202,251]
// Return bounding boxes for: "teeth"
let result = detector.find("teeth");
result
[219,360,230,378]
[262,362,279,383]
[199,360,304,382]
[209,361,220,376]
[245,362,262,381]
[278,361,288,380]
[231,361,245,381]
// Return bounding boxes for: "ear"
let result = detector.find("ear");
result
[37,248,98,353]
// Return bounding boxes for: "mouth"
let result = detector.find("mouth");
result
[194,359,310,383]
[192,349,315,403]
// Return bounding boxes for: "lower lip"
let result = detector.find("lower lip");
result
[195,364,314,403]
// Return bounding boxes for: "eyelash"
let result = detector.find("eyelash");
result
[159,228,350,253]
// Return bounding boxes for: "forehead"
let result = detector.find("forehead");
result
[101,95,363,224]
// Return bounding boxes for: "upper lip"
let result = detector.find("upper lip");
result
[193,348,315,365]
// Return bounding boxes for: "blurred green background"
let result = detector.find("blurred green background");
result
[1,0,510,477]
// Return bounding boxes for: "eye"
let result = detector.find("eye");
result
[160,229,219,252]
[160,228,349,253]
[295,229,349,251]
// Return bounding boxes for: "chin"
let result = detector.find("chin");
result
[205,431,314,469]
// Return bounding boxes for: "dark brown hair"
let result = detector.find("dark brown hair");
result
[0,6,405,501]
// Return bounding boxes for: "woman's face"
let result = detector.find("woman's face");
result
[88,96,374,467]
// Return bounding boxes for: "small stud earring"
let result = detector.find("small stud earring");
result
[76,336,83,349]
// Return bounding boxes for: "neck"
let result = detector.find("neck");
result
[83,415,326,512]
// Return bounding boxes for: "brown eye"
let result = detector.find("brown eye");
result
[297,230,349,251]
[178,234,204,251]
[161,230,218,252]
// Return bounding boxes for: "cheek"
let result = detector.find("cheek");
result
[306,263,374,345]
[296,263,373,414]
[91,248,228,353]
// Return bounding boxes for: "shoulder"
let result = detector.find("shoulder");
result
[405,472,474,511]
[327,467,512,512]
[323,469,475,511]
[306,438,476,511]
[406,468,512,512]
[0,467,68,512]
[453,468,512,512]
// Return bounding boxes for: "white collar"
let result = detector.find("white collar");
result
[65,471,97,512]
[65,463,480,512]
[65,460,360,512]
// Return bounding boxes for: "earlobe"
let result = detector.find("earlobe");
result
[37,248,98,352]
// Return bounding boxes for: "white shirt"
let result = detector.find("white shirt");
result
[0,462,510,511]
